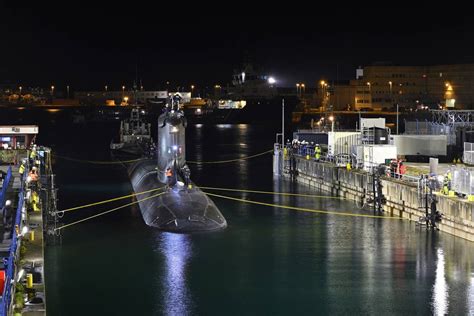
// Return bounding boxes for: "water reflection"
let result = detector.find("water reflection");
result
[157,232,194,316]
[432,248,449,315]
[468,275,474,315]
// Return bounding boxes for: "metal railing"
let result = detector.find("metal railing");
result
[1,172,25,316]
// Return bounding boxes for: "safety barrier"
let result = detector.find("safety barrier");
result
[463,142,474,165]
[0,170,25,316]
[0,166,12,208]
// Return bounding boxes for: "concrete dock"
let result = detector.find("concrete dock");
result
[275,153,474,242]
[0,151,50,315]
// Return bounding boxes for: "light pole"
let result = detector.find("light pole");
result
[296,83,300,97]
[67,85,70,98]
[367,82,372,109]
[388,81,393,106]
[329,115,334,132]
[105,85,108,92]
[301,83,305,95]
[396,103,399,135]
[214,85,221,97]
[191,85,195,96]
[122,85,125,99]
[51,85,55,97]
[282,98,285,149]
[19,86,22,95]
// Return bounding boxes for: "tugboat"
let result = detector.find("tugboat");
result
[110,107,153,157]
[127,94,227,232]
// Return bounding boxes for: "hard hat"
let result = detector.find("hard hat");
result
[22,158,27,164]
[5,200,11,206]
[32,166,37,170]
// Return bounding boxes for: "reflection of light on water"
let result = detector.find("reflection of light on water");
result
[159,232,193,315]
[432,248,449,316]
[216,124,232,129]
[468,275,474,315]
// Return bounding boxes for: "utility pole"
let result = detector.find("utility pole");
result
[396,103,399,135]
[282,98,285,149]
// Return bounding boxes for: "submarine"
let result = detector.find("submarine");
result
[127,95,227,232]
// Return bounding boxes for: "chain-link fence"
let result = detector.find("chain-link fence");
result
[404,121,455,145]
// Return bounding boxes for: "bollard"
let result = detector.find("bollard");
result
[26,273,33,288]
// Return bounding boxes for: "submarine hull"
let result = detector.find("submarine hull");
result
[128,159,227,232]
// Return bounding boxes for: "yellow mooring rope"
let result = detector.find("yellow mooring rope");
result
[53,148,272,165]
[52,153,143,165]
[198,186,345,200]
[57,186,165,214]
[203,191,407,220]
[55,191,166,231]
[186,149,273,164]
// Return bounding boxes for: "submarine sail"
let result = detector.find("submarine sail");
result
[128,95,227,232]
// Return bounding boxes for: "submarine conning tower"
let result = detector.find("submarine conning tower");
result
[157,94,188,184]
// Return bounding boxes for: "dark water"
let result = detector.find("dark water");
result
[15,111,472,315]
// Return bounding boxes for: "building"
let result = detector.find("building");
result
[75,90,168,106]
[327,63,474,111]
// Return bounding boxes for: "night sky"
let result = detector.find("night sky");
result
[1,2,474,91]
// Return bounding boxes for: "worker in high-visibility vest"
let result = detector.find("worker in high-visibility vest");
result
[19,162,25,177]
[447,171,452,190]
[29,148,37,162]
[29,167,39,182]
[443,175,449,195]
[314,145,321,161]
[31,191,40,212]
[166,168,174,188]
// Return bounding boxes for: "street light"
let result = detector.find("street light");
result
[122,85,125,98]
[105,85,108,92]
[67,85,70,98]
[191,85,195,96]
[367,82,372,108]
[19,86,22,95]
[388,81,392,100]
[329,115,335,132]
[389,81,398,134]
[51,85,55,96]
[301,83,305,95]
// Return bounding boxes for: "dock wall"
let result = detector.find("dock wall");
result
[281,155,474,242]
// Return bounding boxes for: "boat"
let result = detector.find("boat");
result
[184,63,299,124]
[110,107,153,157]
[127,95,227,232]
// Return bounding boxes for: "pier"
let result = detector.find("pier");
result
[0,126,58,315]
[274,148,474,242]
